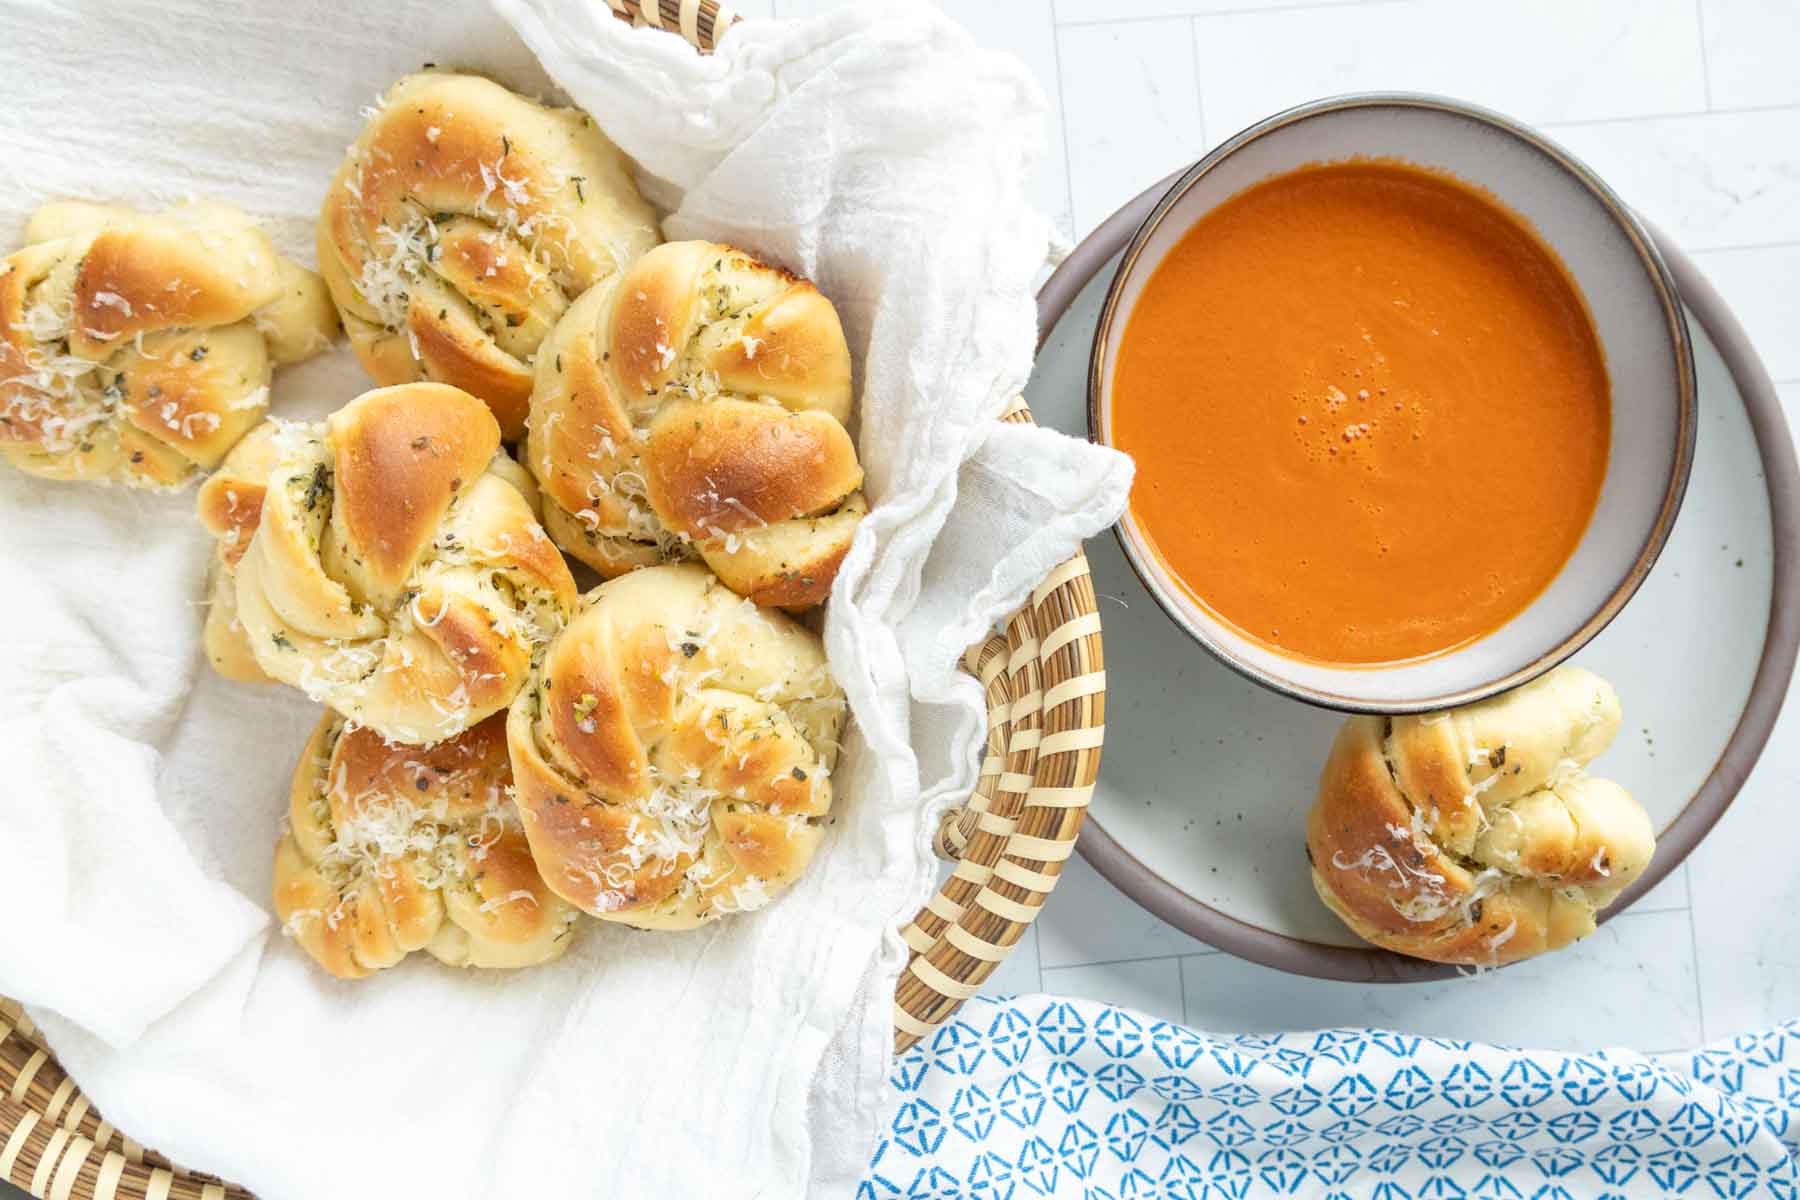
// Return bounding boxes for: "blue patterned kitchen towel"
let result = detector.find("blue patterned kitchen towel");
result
[862,995,1799,1199]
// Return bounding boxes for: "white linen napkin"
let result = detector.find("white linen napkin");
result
[0,2,1132,1196]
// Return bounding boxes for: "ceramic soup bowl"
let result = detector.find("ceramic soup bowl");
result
[1090,93,1697,713]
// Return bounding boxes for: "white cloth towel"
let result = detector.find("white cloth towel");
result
[0,2,1131,1197]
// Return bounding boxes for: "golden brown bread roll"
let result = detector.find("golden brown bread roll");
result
[274,710,579,979]
[0,199,336,486]
[233,382,578,744]
[197,417,542,684]
[526,240,867,608]
[507,563,847,929]
[1307,666,1654,966]
[318,71,659,442]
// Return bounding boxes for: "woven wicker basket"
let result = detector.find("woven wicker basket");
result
[0,3,1105,1196]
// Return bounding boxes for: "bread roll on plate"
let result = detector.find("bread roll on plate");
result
[1308,666,1654,966]
[318,71,659,441]
[0,199,336,486]
[526,241,867,608]
[274,710,579,979]
[233,382,577,744]
[507,563,847,929]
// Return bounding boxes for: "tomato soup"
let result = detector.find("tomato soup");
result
[1111,160,1610,666]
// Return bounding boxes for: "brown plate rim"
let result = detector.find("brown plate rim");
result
[1038,165,1800,985]
[1084,92,1697,715]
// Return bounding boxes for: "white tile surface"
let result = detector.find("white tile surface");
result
[1549,108,1800,251]
[1190,0,1709,141]
[1691,243,1800,381]
[1687,695,1800,1040]
[1178,909,1705,1052]
[1700,0,1800,109]
[1035,855,1216,967]
[1631,862,1693,914]
[978,920,1046,999]
[1056,18,1204,235]
[1042,956,1188,1023]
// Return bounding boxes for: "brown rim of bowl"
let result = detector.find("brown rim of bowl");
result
[1041,171,1800,986]
[1085,92,1700,716]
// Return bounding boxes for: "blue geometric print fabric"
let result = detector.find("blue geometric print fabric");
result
[862,996,1800,1199]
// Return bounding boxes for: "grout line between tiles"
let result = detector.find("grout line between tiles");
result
[1686,239,1800,257]
[1177,952,1191,1024]
[1188,16,1207,149]
[1686,894,1709,1043]
[1694,0,1714,111]
[1625,902,1694,917]
[1601,906,1693,931]
[1047,14,1079,242]
[1042,948,1222,974]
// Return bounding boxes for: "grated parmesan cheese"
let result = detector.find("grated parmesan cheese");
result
[478,889,540,914]
[89,290,133,316]
[712,876,772,916]
[355,216,438,330]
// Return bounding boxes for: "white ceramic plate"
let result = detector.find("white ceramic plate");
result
[1091,95,1696,712]
[1030,180,1799,982]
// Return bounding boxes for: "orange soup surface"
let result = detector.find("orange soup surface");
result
[1112,160,1610,666]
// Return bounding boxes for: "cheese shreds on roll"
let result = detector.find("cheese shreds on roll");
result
[318,71,660,442]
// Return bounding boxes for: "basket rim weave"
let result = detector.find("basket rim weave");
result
[0,3,1105,1196]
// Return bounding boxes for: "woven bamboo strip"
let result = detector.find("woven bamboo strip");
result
[0,1001,41,1052]
[0,1093,248,1200]
[606,0,731,48]
[891,586,1046,1038]
[905,633,1011,958]
[891,406,1105,1051]
[0,0,1106,1190]
[0,1037,176,1175]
